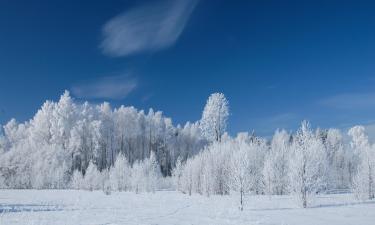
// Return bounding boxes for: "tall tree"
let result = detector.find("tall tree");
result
[200,93,229,143]
[288,121,328,208]
[263,129,290,195]
[325,128,350,189]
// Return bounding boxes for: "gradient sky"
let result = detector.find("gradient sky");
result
[1,0,375,136]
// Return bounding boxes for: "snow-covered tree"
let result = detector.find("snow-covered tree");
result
[129,152,161,193]
[83,161,101,191]
[348,126,375,200]
[101,169,111,195]
[144,151,161,193]
[3,119,28,146]
[130,161,144,193]
[172,157,183,191]
[200,93,229,142]
[180,158,194,195]
[238,133,267,194]
[263,129,290,195]
[71,170,84,189]
[288,121,328,208]
[229,140,253,211]
[29,101,54,146]
[50,91,76,150]
[109,153,131,191]
[325,128,350,189]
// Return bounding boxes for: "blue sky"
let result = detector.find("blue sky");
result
[1,0,375,136]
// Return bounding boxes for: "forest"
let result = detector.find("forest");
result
[0,91,374,209]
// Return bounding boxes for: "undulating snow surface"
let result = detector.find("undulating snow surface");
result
[0,190,374,225]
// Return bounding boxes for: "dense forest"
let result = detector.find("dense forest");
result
[0,91,374,208]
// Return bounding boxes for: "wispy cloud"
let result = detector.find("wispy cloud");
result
[71,75,137,100]
[319,92,375,109]
[100,0,198,57]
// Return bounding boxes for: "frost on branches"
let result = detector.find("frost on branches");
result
[263,129,290,195]
[200,93,229,143]
[288,121,328,208]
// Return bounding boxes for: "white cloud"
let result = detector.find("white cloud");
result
[319,92,375,109]
[71,75,137,99]
[101,0,198,57]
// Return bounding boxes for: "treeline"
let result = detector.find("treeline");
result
[173,121,375,209]
[0,91,210,189]
[0,91,374,209]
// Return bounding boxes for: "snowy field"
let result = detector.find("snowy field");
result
[0,190,374,225]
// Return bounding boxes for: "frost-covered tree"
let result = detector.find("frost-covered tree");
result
[101,169,111,195]
[229,140,253,211]
[325,128,350,189]
[130,160,144,193]
[238,133,267,194]
[109,153,131,191]
[83,161,101,191]
[348,126,375,200]
[50,91,76,150]
[180,158,194,195]
[145,151,161,193]
[29,101,54,146]
[200,93,229,142]
[71,170,84,189]
[263,129,290,195]
[172,157,183,191]
[129,152,161,193]
[288,121,328,208]
[3,119,28,146]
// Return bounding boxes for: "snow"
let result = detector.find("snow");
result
[1,190,374,225]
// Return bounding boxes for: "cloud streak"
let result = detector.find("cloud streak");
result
[319,92,375,109]
[101,0,198,57]
[71,75,137,100]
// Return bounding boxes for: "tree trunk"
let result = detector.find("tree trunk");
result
[369,163,373,199]
[302,189,307,208]
[240,188,244,211]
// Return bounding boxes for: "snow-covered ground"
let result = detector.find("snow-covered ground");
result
[0,190,374,225]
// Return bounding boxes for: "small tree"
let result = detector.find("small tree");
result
[131,161,144,193]
[230,142,252,211]
[172,157,184,191]
[109,153,130,191]
[146,151,160,193]
[102,169,111,195]
[180,159,194,195]
[71,170,84,189]
[83,161,101,191]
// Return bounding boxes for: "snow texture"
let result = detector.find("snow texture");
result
[0,190,374,225]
